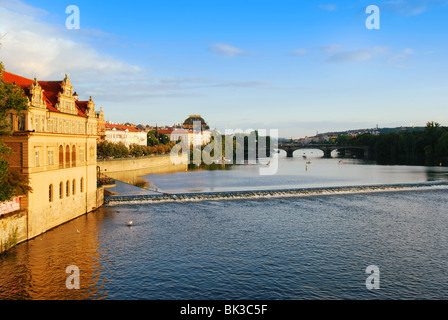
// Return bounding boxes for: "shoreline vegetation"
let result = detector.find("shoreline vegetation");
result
[188,131,272,168]
[96,123,448,171]
[334,122,448,166]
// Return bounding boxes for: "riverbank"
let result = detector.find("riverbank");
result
[98,153,188,190]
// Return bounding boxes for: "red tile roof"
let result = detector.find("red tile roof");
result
[157,128,194,134]
[2,71,34,87]
[105,123,145,132]
[2,71,89,117]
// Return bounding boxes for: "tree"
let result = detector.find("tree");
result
[129,144,144,157]
[0,61,32,202]
[147,130,170,146]
[114,142,129,158]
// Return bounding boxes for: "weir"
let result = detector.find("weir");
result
[104,181,448,205]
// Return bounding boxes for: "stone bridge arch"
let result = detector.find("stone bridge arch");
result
[277,144,372,159]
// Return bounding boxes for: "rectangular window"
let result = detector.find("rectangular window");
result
[49,185,53,202]
[35,151,39,167]
[79,149,84,162]
[47,150,54,165]
[18,116,25,131]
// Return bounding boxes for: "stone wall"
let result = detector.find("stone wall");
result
[97,154,188,174]
[0,210,27,253]
[97,154,188,188]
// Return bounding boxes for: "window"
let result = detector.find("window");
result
[59,145,64,168]
[66,180,70,197]
[49,185,53,202]
[35,117,39,132]
[66,145,70,167]
[47,150,54,166]
[80,178,84,193]
[59,182,63,199]
[79,149,84,163]
[18,116,25,131]
[72,145,76,167]
[72,180,76,195]
[35,150,39,167]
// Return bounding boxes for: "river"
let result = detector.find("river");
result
[1,151,448,300]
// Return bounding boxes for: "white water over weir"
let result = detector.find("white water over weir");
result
[104,181,448,205]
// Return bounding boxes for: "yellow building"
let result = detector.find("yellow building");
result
[1,71,103,251]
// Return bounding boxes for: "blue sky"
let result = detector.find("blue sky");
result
[0,0,447,137]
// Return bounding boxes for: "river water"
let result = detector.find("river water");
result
[1,151,448,300]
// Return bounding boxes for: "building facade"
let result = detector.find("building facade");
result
[1,71,103,252]
[105,122,147,147]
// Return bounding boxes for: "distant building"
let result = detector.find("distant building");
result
[182,115,210,131]
[1,71,103,252]
[105,122,147,147]
[157,128,212,147]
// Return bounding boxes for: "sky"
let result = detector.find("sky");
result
[0,0,447,138]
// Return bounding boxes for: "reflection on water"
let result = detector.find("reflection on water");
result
[0,209,111,300]
[1,189,448,300]
[1,151,448,300]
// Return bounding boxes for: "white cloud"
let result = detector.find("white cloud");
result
[380,0,448,16]
[0,0,48,17]
[319,44,342,53]
[403,48,415,55]
[327,46,389,63]
[388,48,416,66]
[0,3,144,87]
[208,43,253,57]
[291,48,307,56]
[318,4,337,12]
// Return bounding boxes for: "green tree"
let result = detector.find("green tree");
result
[435,131,448,164]
[114,142,129,158]
[129,144,144,157]
[336,134,353,146]
[147,130,170,146]
[0,61,32,202]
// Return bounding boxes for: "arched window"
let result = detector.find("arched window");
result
[72,179,76,195]
[80,178,84,193]
[59,182,63,199]
[72,145,76,167]
[66,145,70,167]
[59,145,64,169]
[49,184,53,202]
[66,180,70,197]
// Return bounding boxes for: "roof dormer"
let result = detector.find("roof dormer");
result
[29,78,46,108]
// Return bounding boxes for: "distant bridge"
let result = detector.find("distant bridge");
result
[277,143,372,159]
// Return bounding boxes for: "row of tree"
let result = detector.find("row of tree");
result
[97,140,175,159]
[187,131,272,165]
[336,122,448,165]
